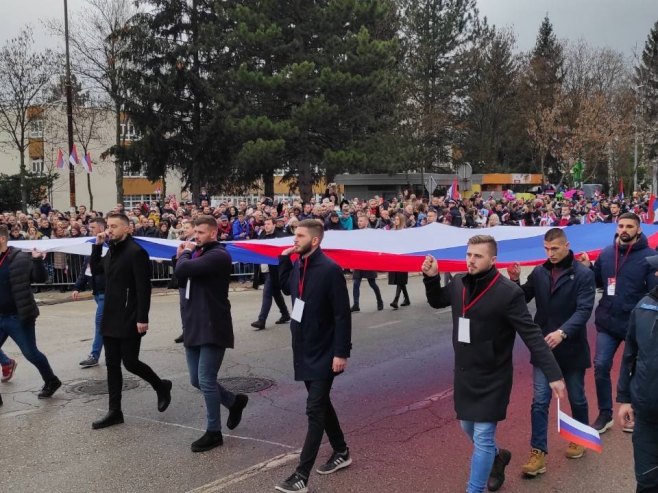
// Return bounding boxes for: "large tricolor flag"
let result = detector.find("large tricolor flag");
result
[557,400,602,453]
[81,151,93,173]
[69,144,80,167]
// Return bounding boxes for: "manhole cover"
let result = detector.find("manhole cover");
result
[218,377,274,394]
[68,379,140,396]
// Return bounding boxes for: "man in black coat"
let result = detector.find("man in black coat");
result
[423,235,565,493]
[276,219,352,493]
[175,215,248,452]
[251,217,290,331]
[90,212,171,430]
[508,228,595,476]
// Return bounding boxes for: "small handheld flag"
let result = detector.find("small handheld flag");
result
[55,149,65,169]
[557,399,602,453]
[69,144,80,167]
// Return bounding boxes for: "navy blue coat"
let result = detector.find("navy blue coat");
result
[593,234,658,339]
[279,248,352,381]
[175,242,234,348]
[519,252,595,371]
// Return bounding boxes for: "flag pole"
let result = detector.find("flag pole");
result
[63,0,76,208]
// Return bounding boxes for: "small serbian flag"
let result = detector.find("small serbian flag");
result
[82,151,93,173]
[557,400,602,453]
[55,148,65,169]
[69,144,80,166]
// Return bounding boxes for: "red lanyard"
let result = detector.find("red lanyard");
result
[297,256,310,300]
[614,242,634,276]
[462,272,501,317]
[0,249,9,269]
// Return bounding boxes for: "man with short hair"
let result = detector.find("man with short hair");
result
[508,228,595,476]
[276,219,352,493]
[175,215,248,452]
[72,217,107,368]
[605,202,622,223]
[423,235,565,493]
[90,213,172,429]
[579,212,658,434]
[0,225,61,399]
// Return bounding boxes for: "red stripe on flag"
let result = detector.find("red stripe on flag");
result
[559,429,602,453]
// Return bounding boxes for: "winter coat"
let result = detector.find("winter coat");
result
[617,286,658,423]
[175,241,234,348]
[353,269,377,280]
[593,233,658,339]
[388,271,408,286]
[256,230,287,290]
[90,236,151,338]
[424,267,562,422]
[279,248,351,381]
[518,252,595,372]
[5,247,47,321]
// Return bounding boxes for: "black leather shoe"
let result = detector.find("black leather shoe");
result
[377,301,384,311]
[227,394,248,430]
[487,449,511,491]
[38,377,62,399]
[400,299,410,307]
[251,320,266,331]
[191,430,223,452]
[275,315,291,324]
[157,379,172,412]
[390,302,398,310]
[92,410,124,430]
[350,305,360,312]
[174,333,184,343]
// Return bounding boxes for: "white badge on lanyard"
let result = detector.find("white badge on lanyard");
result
[85,265,92,277]
[185,279,191,299]
[291,299,305,322]
[458,317,471,344]
[607,277,616,296]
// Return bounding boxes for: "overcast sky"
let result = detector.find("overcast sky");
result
[2,0,657,60]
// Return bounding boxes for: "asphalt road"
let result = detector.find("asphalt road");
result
[0,275,636,493]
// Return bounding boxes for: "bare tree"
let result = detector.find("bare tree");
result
[0,29,56,210]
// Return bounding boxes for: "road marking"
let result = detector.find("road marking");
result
[392,387,454,415]
[186,450,301,493]
[368,320,401,329]
[96,409,296,450]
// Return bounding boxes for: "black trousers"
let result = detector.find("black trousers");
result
[296,377,347,478]
[635,414,658,493]
[104,336,163,411]
[392,285,409,303]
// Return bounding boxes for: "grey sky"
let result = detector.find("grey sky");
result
[2,0,657,60]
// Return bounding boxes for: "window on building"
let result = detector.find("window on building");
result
[31,158,44,174]
[29,119,44,139]
[123,194,159,210]
[122,161,147,177]
[120,121,140,141]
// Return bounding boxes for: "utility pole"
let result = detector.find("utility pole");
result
[64,0,76,208]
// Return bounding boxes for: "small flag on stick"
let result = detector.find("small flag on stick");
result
[557,399,602,453]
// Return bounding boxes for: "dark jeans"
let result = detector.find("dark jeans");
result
[296,377,347,479]
[531,366,588,453]
[593,330,624,416]
[0,314,56,383]
[104,336,163,411]
[634,414,658,493]
[353,278,382,306]
[258,273,289,322]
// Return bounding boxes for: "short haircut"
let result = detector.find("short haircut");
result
[467,234,498,256]
[106,212,130,225]
[264,216,275,224]
[297,218,324,242]
[89,217,106,228]
[194,215,218,230]
[0,224,8,238]
[544,228,567,242]
[619,212,640,225]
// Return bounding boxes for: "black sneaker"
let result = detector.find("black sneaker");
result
[38,377,62,399]
[400,299,410,307]
[350,305,360,312]
[79,355,99,368]
[227,394,248,430]
[251,320,266,331]
[591,413,614,434]
[316,448,352,475]
[191,430,223,453]
[275,472,308,493]
[487,448,511,492]
[275,315,291,324]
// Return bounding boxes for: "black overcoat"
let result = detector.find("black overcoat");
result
[279,248,351,381]
[6,248,47,322]
[90,236,151,338]
[424,267,562,422]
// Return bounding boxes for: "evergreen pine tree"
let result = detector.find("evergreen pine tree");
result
[636,20,658,184]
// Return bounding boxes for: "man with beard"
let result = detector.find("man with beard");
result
[90,212,171,429]
[579,212,658,434]
[422,235,564,493]
[275,219,352,493]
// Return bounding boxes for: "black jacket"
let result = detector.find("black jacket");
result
[424,267,562,422]
[279,248,351,381]
[73,257,106,295]
[518,252,595,371]
[90,236,151,338]
[617,287,658,422]
[257,230,287,290]
[175,241,234,348]
[6,247,47,321]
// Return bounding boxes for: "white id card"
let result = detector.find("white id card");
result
[85,265,92,277]
[458,317,471,343]
[607,277,616,296]
[185,279,191,300]
[291,299,305,322]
